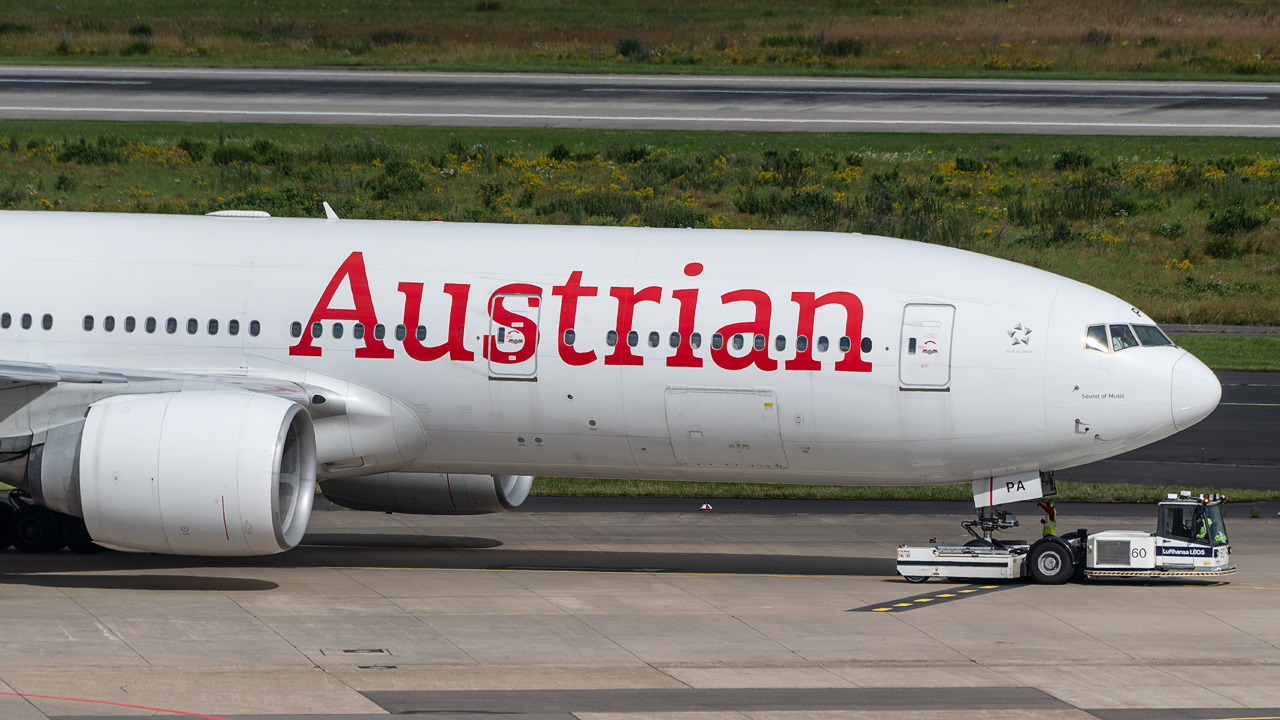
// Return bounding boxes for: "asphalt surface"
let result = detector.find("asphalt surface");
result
[2,67,1280,135]
[3,505,1278,720]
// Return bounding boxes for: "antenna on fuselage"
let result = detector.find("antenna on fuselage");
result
[323,201,340,221]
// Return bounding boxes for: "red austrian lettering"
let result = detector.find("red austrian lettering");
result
[604,286,661,366]
[785,291,872,372]
[667,262,703,369]
[552,271,597,367]
[398,282,475,362]
[711,289,776,371]
[290,252,394,359]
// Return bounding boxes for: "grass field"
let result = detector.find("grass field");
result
[1173,335,1280,371]
[2,119,1277,326]
[0,0,1277,79]
[533,477,1280,504]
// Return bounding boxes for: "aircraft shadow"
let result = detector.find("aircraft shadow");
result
[0,532,899,579]
[0,572,278,592]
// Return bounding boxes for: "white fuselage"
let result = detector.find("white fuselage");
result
[0,211,1220,487]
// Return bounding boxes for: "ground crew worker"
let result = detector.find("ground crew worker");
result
[1197,514,1227,544]
[1036,500,1057,537]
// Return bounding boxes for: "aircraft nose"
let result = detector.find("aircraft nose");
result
[1171,353,1221,431]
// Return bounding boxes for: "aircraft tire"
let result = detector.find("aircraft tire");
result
[62,516,105,555]
[9,505,65,554]
[0,503,12,550]
[1029,540,1073,585]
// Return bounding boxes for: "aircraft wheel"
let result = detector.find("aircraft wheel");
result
[0,503,13,550]
[1029,541,1073,585]
[62,516,105,555]
[10,505,65,553]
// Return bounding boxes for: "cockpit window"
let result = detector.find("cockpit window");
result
[1085,325,1109,353]
[1133,324,1175,347]
[1110,324,1139,351]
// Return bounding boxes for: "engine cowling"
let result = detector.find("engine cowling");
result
[320,472,532,515]
[58,392,317,556]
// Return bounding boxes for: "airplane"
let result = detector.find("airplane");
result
[0,209,1221,559]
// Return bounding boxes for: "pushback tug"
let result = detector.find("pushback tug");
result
[897,486,1235,584]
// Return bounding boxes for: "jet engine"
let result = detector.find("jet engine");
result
[28,391,316,556]
[320,472,533,515]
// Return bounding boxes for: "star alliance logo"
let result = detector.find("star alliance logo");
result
[1008,323,1032,346]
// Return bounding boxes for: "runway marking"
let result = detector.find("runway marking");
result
[1220,402,1280,407]
[850,584,1010,612]
[1,105,1279,131]
[0,692,233,719]
[0,78,149,85]
[584,87,1269,101]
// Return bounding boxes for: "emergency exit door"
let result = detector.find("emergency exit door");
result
[488,294,540,380]
[899,304,955,390]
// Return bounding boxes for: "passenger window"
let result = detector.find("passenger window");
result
[754,334,765,351]
[333,322,343,339]
[648,331,659,348]
[146,317,157,334]
[564,328,575,346]
[627,330,639,347]
[311,322,323,339]
[249,320,260,337]
[861,337,872,353]
[690,332,701,349]
[775,335,786,351]
[83,315,94,332]
[353,323,364,339]
[125,316,136,333]
[186,318,198,334]
[0,312,8,329]
[712,333,724,350]
[374,324,385,340]
[166,317,177,334]
[104,316,115,332]
[817,336,829,352]
[395,324,407,341]
[1110,324,1139,351]
[839,336,851,353]
[1085,325,1108,353]
[21,313,31,330]
[669,331,680,348]
[797,336,808,352]
[732,334,744,350]
[290,321,302,338]
[41,314,52,330]
[208,319,218,335]
[228,319,240,336]
[606,330,618,346]
[1134,324,1174,347]
[416,325,426,342]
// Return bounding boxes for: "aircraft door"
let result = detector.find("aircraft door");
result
[665,387,789,469]
[487,293,540,380]
[899,304,955,390]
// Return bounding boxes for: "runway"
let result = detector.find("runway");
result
[2,502,1279,719]
[2,66,1280,135]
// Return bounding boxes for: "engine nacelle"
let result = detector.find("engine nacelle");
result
[47,392,317,556]
[320,472,532,515]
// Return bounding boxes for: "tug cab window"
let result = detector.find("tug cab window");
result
[1110,324,1139,351]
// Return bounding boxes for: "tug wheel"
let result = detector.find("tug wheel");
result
[1029,541,1073,585]
[902,574,930,584]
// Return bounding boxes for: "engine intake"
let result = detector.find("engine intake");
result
[321,472,532,515]
[65,392,317,556]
